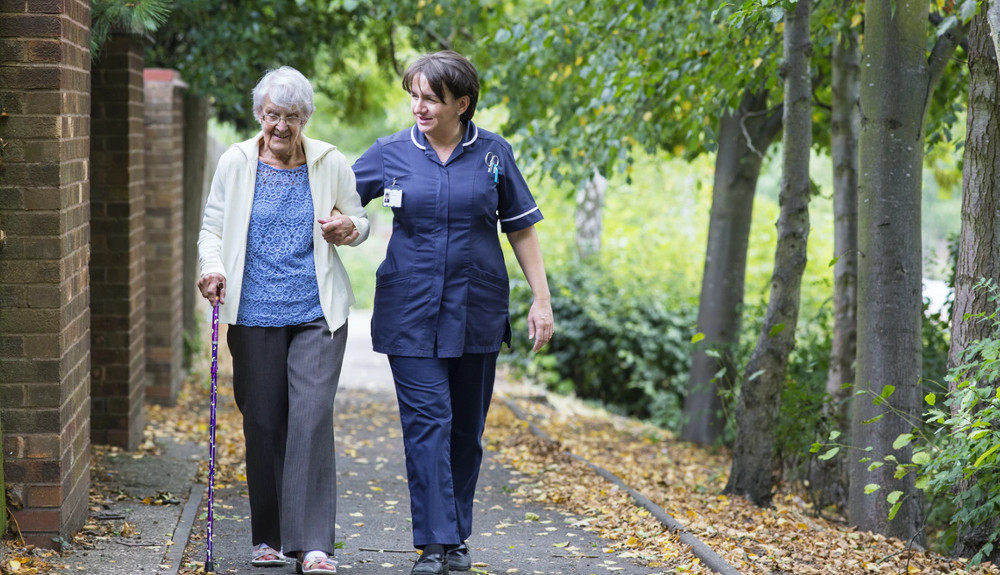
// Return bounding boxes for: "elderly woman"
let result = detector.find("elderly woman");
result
[348,51,554,575]
[197,66,368,574]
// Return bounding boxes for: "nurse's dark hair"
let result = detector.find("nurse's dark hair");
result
[402,50,479,123]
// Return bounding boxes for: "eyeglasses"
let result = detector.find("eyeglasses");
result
[261,113,303,126]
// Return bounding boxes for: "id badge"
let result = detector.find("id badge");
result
[383,185,403,208]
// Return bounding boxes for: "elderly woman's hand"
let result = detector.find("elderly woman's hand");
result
[528,300,554,352]
[198,273,226,307]
[318,215,359,246]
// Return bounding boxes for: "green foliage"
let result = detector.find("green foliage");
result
[504,260,696,430]
[91,0,170,61]
[147,0,353,130]
[908,279,1000,565]
[485,0,780,185]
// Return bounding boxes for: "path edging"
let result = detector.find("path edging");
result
[161,483,206,575]
[500,396,743,575]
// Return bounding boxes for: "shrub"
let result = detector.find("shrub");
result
[503,259,696,430]
[914,279,1000,564]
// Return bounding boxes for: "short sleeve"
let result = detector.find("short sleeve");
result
[353,141,385,208]
[497,142,543,234]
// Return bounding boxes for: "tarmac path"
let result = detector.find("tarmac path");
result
[59,309,670,575]
[191,310,664,575]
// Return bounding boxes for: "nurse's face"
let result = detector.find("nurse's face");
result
[410,74,468,144]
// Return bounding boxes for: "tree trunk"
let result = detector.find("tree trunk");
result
[724,0,812,506]
[849,0,928,543]
[575,169,606,259]
[950,5,1000,562]
[681,90,781,445]
[815,2,860,510]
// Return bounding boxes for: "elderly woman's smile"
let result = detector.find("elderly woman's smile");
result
[259,97,305,167]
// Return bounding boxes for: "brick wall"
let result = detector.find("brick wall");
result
[143,69,186,405]
[0,0,93,547]
[89,34,146,449]
[182,94,209,367]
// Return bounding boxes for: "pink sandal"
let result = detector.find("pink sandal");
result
[251,544,287,567]
[297,555,338,574]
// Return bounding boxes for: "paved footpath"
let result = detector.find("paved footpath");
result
[59,311,668,575]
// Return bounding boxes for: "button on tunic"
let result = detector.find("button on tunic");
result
[353,122,543,358]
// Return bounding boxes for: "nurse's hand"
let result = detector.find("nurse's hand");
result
[198,273,226,307]
[318,215,358,246]
[527,300,554,352]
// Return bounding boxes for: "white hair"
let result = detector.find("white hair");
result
[252,66,315,124]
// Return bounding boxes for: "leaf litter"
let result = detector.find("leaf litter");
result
[4,332,998,575]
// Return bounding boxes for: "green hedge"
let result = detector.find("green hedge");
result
[503,260,696,430]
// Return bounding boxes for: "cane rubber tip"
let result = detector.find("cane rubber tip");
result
[205,561,215,573]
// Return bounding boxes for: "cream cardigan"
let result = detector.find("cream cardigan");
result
[198,132,370,332]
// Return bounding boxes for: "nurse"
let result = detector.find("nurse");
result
[351,50,555,575]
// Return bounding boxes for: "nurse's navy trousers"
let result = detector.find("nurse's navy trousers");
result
[388,353,498,547]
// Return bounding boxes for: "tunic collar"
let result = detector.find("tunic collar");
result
[409,121,479,151]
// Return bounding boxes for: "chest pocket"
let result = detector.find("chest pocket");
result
[386,172,438,235]
[470,171,501,226]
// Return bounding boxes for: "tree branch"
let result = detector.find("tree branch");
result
[929,11,969,52]
[418,23,453,51]
[739,104,783,159]
[387,20,403,77]
[921,15,968,130]
[987,2,1000,72]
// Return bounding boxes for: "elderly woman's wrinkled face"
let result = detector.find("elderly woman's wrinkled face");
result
[259,96,304,160]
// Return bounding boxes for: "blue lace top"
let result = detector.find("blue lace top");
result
[236,162,324,327]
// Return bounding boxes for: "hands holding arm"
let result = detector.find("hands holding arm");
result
[507,225,554,352]
[318,212,360,245]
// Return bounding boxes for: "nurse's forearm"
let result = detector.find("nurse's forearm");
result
[507,226,551,302]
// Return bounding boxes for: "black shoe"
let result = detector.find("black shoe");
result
[412,551,448,575]
[447,544,471,571]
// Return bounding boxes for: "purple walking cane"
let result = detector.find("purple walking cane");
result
[206,298,220,573]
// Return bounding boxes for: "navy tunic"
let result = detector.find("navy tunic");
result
[353,122,543,358]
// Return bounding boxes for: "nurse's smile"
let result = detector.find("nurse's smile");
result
[409,73,468,151]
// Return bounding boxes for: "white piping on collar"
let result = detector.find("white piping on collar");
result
[409,126,426,150]
[409,124,479,150]
[462,124,478,146]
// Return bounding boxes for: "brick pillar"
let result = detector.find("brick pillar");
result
[0,0,92,548]
[89,34,146,449]
[143,69,186,405]
[182,93,209,367]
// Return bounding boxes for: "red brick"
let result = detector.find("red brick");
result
[10,508,59,532]
[143,68,178,82]
[0,383,24,407]
[0,114,60,139]
[22,334,60,357]
[24,434,60,459]
[26,485,62,507]
[5,458,60,483]
[0,37,26,59]
[24,382,61,407]
[23,90,60,114]
[0,15,60,38]
[26,38,59,61]
[0,260,61,284]
[27,0,62,13]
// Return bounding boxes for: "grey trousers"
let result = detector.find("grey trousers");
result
[227,317,347,556]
